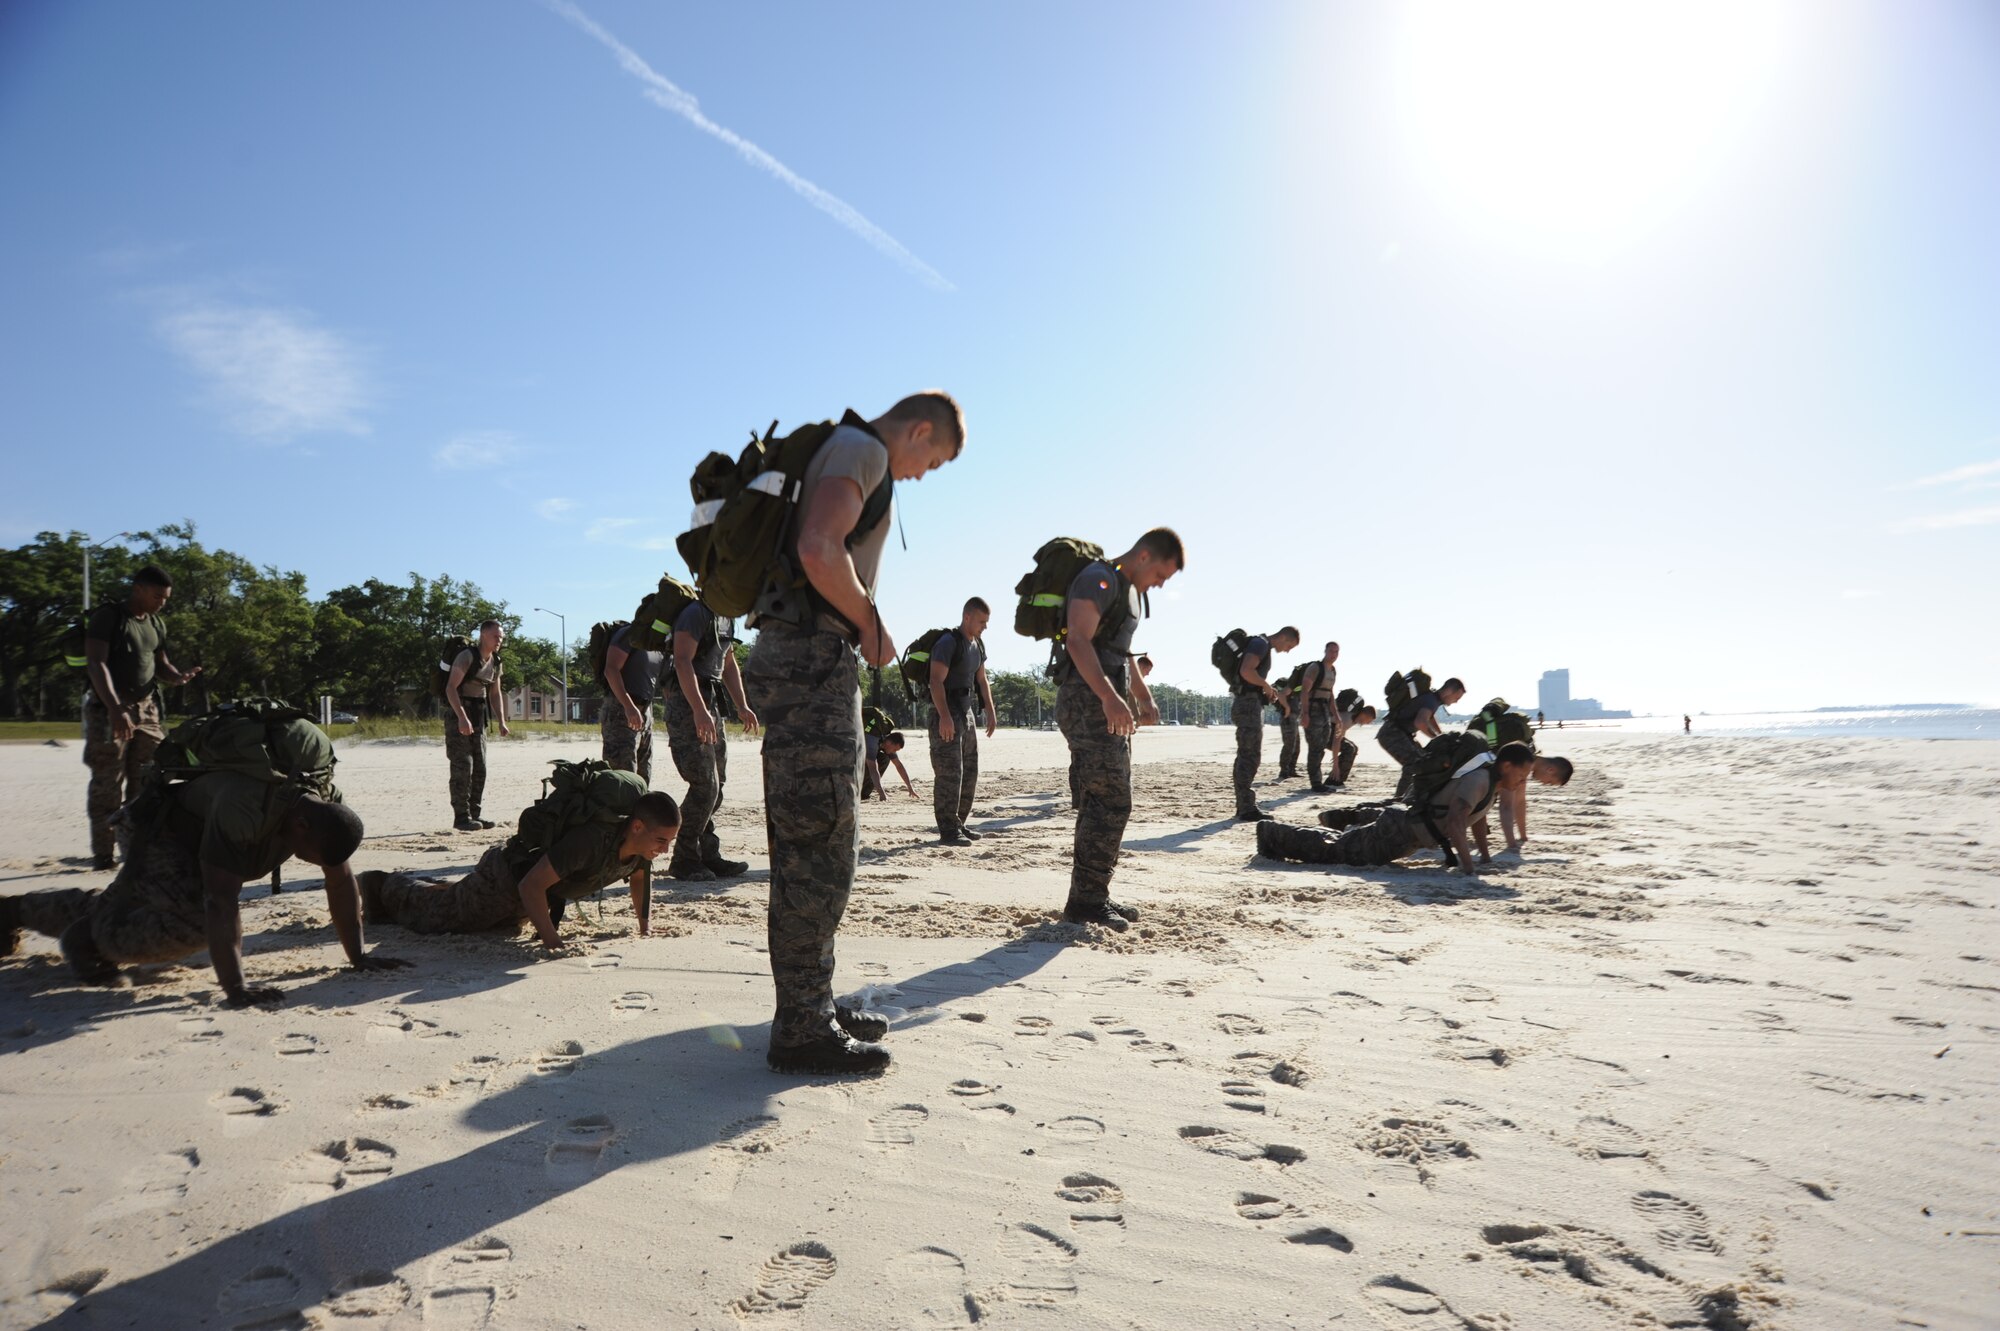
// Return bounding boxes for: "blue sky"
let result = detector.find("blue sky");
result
[2,0,1995,712]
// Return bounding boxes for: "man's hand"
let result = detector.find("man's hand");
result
[738,705,760,736]
[693,705,719,746]
[938,712,957,744]
[176,665,205,685]
[860,620,897,669]
[497,719,511,738]
[112,710,136,742]
[1100,693,1136,737]
[222,985,283,1008]
[985,715,997,738]
[537,935,576,957]
[623,701,645,731]
[456,714,473,737]
[347,955,414,973]
[1137,699,1161,726]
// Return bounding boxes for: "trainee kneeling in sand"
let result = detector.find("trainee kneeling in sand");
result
[361,780,679,950]
[1257,741,1540,880]
[4,775,402,1006]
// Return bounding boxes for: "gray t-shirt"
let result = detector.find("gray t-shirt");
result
[672,602,734,684]
[608,624,666,705]
[751,416,893,633]
[1238,635,1273,690]
[930,629,985,696]
[1066,561,1140,680]
[452,647,500,703]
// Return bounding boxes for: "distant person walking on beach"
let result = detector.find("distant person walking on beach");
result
[1223,625,1301,821]
[79,564,201,869]
[1684,714,1692,734]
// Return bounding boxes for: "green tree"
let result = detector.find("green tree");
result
[0,530,142,719]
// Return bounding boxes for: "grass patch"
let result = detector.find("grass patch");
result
[0,720,87,744]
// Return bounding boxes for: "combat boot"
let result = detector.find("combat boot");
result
[1062,899,1130,933]
[703,856,750,879]
[669,860,717,882]
[835,1003,889,1042]
[768,1019,891,1076]
[58,918,120,986]
[0,896,18,957]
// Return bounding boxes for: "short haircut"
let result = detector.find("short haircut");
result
[1134,527,1185,569]
[1325,641,1339,654]
[479,619,502,634]
[1136,654,1153,669]
[133,565,173,589]
[298,796,365,864]
[1441,677,1465,693]
[1276,626,1300,642]
[882,391,966,455]
[632,790,682,828]
[1495,741,1536,769]
[963,596,991,616]
[1542,755,1575,785]
[1354,706,1378,722]
[884,731,906,749]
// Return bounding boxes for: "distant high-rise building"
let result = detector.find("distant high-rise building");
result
[1537,668,1631,721]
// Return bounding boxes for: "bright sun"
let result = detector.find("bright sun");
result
[1393,0,1796,258]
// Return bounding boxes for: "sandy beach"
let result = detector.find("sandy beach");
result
[2,724,1995,1329]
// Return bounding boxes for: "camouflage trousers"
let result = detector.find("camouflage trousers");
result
[1277,709,1300,777]
[743,624,862,1049]
[1376,724,1426,800]
[1058,674,1130,909]
[373,844,523,934]
[445,702,489,819]
[599,700,654,784]
[1304,701,1333,787]
[1264,808,1429,866]
[1338,738,1359,785]
[664,690,728,872]
[83,693,164,862]
[927,701,979,836]
[15,829,208,969]
[1231,690,1265,816]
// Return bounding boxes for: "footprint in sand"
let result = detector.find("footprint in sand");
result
[949,1079,1016,1115]
[1235,1049,1310,1087]
[1354,1118,1473,1186]
[1893,1015,1946,1029]
[1436,1033,1510,1067]
[1014,1015,1054,1038]
[1087,1014,1123,1027]
[1480,1222,1739,1328]
[446,1054,503,1094]
[93,1147,200,1219]
[286,1137,397,1191]
[216,1265,303,1321]
[1327,990,1384,1010]
[212,1086,284,1118]
[585,952,622,971]
[1180,1125,1306,1166]
[1057,1173,1127,1234]
[1216,1013,1266,1035]
[1399,1005,1463,1031]
[179,1015,222,1045]
[1574,1115,1653,1160]
[866,1104,930,1151]
[998,1223,1078,1304]
[326,1272,411,1319]
[369,1011,454,1043]
[1128,1038,1184,1064]
[858,960,892,977]
[1222,1079,1271,1114]
[1234,1192,1352,1251]
[271,1033,323,1059]
[704,1115,794,1198]
[546,1115,614,1186]
[1740,1009,1795,1034]
[1449,983,1496,1003]
[423,1235,511,1330]
[1801,1070,1926,1103]
[1631,1191,1722,1254]
[729,1241,837,1321]
[360,1092,416,1113]
[31,1269,109,1319]
[610,991,653,1021]
[1361,1274,1474,1329]
[534,1040,584,1075]
[885,1247,982,1329]
[1044,1116,1106,1143]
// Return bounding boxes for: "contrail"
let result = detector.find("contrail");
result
[542,0,954,293]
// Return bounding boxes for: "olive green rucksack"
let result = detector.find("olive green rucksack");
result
[679,418,893,620]
[1406,731,1494,811]
[1013,537,1107,642]
[433,634,499,699]
[586,621,630,685]
[1212,629,1253,689]
[624,574,700,652]
[899,627,953,690]
[61,603,125,673]
[510,759,649,898]
[1384,667,1432,714]
[1469,698,1534,752]
[863,706,896,739]
[1281,662,1310,695]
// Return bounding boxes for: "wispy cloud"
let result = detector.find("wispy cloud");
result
[1901,457,2000,490]
[541,0,953,293]
[1890,505,2000,534]
[536,497,578,520]
[154,296,372,440]
[585,514,677,551]
[435,430,526,470]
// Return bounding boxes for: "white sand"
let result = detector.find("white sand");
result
[1,725,1995,1329]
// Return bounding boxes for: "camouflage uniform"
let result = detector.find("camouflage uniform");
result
[1376,722,1427,799]
[13,824,211,969]
[445,704,490,822]
[1058,673,1131,911]
[1276,700,1301,780]
[664,688,728,873]
[82,693,164,863]
[1304,699,1334,788]
[370,844,522,934]
[1338,736,1359,784]
[928,701,979,838]
[1260,807,1430,866]
[600,702,653,784]
[743,623,863,1049]
[1231,689,1266,818]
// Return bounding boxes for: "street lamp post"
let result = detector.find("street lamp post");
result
[534,607,568,724]
[82,531,136,609]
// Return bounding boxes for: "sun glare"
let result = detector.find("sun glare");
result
[1394,0,1795,258]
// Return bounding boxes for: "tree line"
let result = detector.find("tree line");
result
[0,525,1236,726]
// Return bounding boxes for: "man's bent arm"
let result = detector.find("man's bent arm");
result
[721,650,757,732]
[201,864,269,1002]
[929,658,954,742]
[977,662,997,736]
[1130,661,1160,725]
[796,476,892,664]
[84,641,124,714]
[516,856,565,948]
[628,865,651,937]
[606,642,641,721]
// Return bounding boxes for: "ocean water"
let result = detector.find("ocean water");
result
[1539,708,2000,741]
